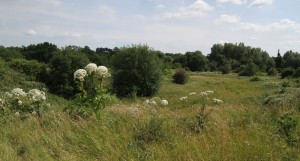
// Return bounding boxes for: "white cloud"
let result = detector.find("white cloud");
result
[249,0,272,8]
[217,0,247,5]
[25,29,37,36]
[156,4,166,9]
[217,14,240,23]
[164,0,214,19]
[239,19,299,32]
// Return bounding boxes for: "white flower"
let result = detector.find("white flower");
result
[84,63,97,75]
[145,99,150,104]
[189,92,197,95]
[180,96,188,101]
[206,90,214,94]
[199,92,208,96]
[17,100,22,106]
[161,99,168,106]
[11,88,26,97]
[213,98,223,104]
[28,89,46,103]
[74,69,87,81]
[96,66,109,77]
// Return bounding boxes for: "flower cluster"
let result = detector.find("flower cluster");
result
[28,89,46,103]
[180,96,188,101]
[179,90,223,104]
[74,69,87,82]
[74,64,110,82]
[96,66,109,78]
[145,97,168,106]
[11,88,27,97]
[1,88,48,117]
[213,98,223,104]
[84,63,97,75]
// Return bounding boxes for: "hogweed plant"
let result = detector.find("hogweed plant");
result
[183,90,223,133]
[70,63,116,120]
[0,88,48,118]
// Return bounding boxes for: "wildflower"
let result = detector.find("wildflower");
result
[213,98,223,104]
[74,69,87,82]
[199,92,208,96]
[84,63,97,75]
[189,92,197,95]
[17,100,22,106]
[11,88,26,97]
[28,89,46,103]
[145,99,150,104]
[206,90,214,94]
[161,99,168,106]
[180,96,188,101]
[96,66,109,77]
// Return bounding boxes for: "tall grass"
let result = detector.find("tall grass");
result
[0,71,299,160]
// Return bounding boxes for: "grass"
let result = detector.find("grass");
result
[0,70,299,160]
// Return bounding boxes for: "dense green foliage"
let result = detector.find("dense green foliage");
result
[111,45,163,97]
[172,68,189,84]
[44,48,89,98]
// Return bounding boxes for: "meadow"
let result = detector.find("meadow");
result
[0,70,299,161]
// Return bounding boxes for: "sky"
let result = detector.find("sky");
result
[0,0,300,56]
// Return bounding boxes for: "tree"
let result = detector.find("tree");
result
[185,51,208,72]
[21,42,58,63]
[111,45,163,97]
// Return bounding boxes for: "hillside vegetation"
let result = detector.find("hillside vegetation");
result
[0,43,299,160]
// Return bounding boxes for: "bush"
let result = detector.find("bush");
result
[267,68,278,76]
[8,59,47,81]
[250,76,262,82]
[45,48,89,98]
[293,67,300,78]
[221,63,231,74]
[111,45,162,97]
[281,68,295,79]
[172,68,188,84]
[238,62,258,76]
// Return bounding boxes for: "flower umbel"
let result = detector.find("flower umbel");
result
[85,63,97,75]
[74,69,87,82]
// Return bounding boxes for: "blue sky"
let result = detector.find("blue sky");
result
[0,0,299,56]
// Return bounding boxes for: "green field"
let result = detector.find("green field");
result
[0,71,299,161]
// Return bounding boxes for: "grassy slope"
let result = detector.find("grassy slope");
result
[0,70,299,160]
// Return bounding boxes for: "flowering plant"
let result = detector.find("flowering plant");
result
[0,88,48,118]
[68,63,116,120]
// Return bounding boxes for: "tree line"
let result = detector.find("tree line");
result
[1,42,300,98]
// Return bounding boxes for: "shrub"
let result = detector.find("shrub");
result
[293,67,300,78]
[172,68,188,84]
[281,68,295,79]
[111,45,162,97]
[44,49,89,98]
[8,59,47,81]
[221,63,231,74]
[267,68,278,76]
[250,76,262,82]
[277,112,298,146]
[238,62,258,76]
